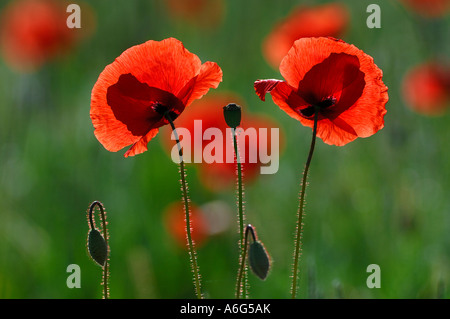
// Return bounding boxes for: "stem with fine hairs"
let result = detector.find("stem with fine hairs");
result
[236,225,256,298]
[88,201,110,299]
[165,112,203,299]
[232,128,247,299]
[291,108,319,299]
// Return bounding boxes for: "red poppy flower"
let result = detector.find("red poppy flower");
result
[0,0,79,71]
[90,37,223,157]
[400,0,450,18]
[263,3,349,69]
[255,37,388,146]
[160,93,283,191]
[402,61,449,115]
[164,202,209,248]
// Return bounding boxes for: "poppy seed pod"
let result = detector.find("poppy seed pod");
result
[223,103,242,129]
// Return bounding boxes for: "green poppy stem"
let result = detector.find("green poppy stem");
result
[232,128,247,299]
[165,113,203,299]
[236,225,256,297]
[291,108,319,299]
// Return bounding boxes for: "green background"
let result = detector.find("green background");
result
[0,0,449,298]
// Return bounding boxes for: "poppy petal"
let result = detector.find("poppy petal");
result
[124,128,160,157]
[97,37,215,100]
[254,79,285,101]
[297,52,364,106]
[280,37,361,90]
[279,37,329,89]
[180,61,223,106]
[107,72,186,125]
[93,72,182,153]
[338,62,387,139]
[270,81,310,121]
[106,74,160,135]
[130,38,203,94]
[316,117,358,146]
[93,72,187,153]
[91,73,150,152]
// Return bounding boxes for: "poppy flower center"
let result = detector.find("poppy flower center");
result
[151,102,180,121]
[300,96,336,118]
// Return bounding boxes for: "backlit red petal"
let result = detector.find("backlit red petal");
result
[130,38,202,94]
[181,61,223,106]
[90,38,222,156]
[263,37,388,146]
[297,52,364,106]
[254,79,283,101]
[124,128,159,157]
[270,81,309,122]
[316,117,358,146]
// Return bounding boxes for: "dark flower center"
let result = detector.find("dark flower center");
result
[151,102,179,120]
[300,96,337,118]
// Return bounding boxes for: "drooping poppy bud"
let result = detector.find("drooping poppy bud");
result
[87,228,108,267]
[248,240,271,280]
[245,224,271,281]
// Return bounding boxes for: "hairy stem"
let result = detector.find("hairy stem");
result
[236,225,255,297]
[166,113,202,299]
[291,109,319,299]
[232,128,247,299]
[89,201,109,299]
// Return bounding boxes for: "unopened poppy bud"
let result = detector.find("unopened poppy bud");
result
[223,103,242,128]
[88,229,108,267]
[249,240,271,280]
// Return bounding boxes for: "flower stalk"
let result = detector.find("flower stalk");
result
[87,200,110,299]
[223,104,248,299]
[236,225,254,296]
[291,108,319,299]
[165,112,203,299]
[233,126,247,298]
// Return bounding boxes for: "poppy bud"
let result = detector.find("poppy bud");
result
[248,240,271,280]
[223,103,242,129]
[88,229,108,267]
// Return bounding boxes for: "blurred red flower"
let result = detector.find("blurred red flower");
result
[165,0,225,28]
[0,0,91,72]
[164,202,209,248]
[400,0,450,18]
[263,3,349,69]
[90,37,223,157]
[161,93,283,191]
[402,61,449,115]
[255,37,388,146]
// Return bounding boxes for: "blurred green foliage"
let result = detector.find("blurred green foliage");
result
[0,0,449,299]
